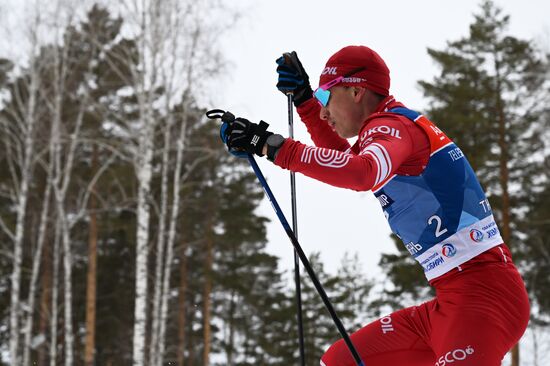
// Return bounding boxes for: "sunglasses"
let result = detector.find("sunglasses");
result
[313,67,366,107]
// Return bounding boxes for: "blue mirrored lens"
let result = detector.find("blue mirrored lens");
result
[314,88,331,107]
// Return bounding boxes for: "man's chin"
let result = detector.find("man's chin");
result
[336,130,351,139]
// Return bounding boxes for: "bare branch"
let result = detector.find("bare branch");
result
[69,150,118,228]
[1,117,21,196]
[0,214,15,241]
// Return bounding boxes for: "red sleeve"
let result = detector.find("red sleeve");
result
[274,115,414,191]
[296,98,351,152]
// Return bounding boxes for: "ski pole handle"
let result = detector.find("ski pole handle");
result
[283,53,295,97]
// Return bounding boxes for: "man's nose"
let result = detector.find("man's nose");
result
[319,106,330,120]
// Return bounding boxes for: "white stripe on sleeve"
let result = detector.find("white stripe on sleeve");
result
[363,143,392,185]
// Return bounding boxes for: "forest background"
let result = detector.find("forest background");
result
[0,0,548,365]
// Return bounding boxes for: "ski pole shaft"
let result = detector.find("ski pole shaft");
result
[286,93,298,236]
[247,154,365,366]
[287,93,306,366]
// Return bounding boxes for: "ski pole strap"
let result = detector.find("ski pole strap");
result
[205,109,234,122]
[206,108,248,158]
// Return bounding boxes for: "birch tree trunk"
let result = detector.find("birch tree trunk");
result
[177,239,189,366]
[149,118,171,366]
[157,114,187,366]
[119,2,167,364]
[51,83,85,366]
[50,57,86,366]
[8,83,33,366]
[126,2,169,364]
[22,161,53,366]
[133,112,155,366]
[145,2,189,362]
[7,21,41,366]
[48,6,74,364]
[37,242,52,365]
[50,221,61,366]
[148,104,171,366]
[154,3,202,358]
[132,35,158,361]
[56,150,75,366]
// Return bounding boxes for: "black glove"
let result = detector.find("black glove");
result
[225,118,273,157]
[276,51,313,107]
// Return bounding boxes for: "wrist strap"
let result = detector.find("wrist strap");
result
[252,121,271,156]
[266,134,284,162]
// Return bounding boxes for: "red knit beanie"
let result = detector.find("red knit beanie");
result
[318,45,390,96]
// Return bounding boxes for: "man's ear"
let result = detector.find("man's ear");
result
[352,87,367,102]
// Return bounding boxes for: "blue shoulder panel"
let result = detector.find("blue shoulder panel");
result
[389,107,421,121]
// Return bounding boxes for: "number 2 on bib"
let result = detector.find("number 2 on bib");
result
[428,215,448,238]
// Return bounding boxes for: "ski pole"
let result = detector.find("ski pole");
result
[286,91,306,366]
[246,154,365,366]
[205,109,365,366]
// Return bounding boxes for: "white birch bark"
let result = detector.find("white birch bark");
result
[49,21,86,366]
[157,110,187,366]
[132,35,158,366]
[54,104,86,366]
[149,4,187,363]
[8,91,32,366]
[133,114,155,366]
[124,1,163,364]
[50,54,71,366]
[114,1,234,363]
[59,208,74,366]
[7,67,35,366]
[149,60,177,364]
[1,4,88,363]
[49,221,61,366]
[22,160,53,366]
[152,1,233,363]
[68,7,156,362]
[148,110,170,366]
[5,13,42,365]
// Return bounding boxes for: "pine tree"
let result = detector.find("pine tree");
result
[522,122,550,319]
[525,182,550,315]
[334,253,375,330]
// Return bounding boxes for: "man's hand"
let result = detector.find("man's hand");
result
[222,117,273,157]
[276,51,313,107]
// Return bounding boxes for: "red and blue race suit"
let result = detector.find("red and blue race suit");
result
[273,96,530,366]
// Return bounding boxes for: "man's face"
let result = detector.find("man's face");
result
[319,86,365,139]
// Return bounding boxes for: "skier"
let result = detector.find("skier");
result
[219,45,530,366]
